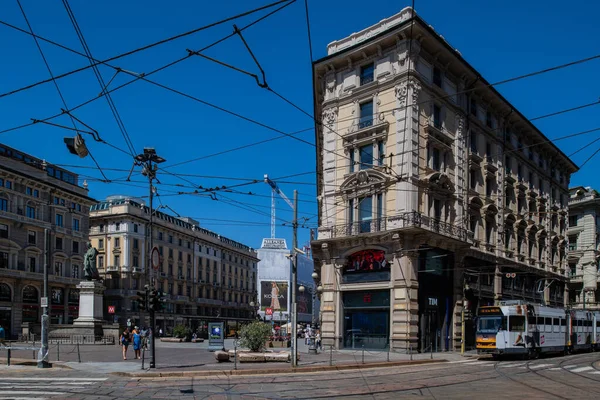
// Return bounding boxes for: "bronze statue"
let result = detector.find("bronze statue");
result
[83,242,100,281]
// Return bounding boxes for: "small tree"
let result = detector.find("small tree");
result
[173,324,189,339]
[238,321,271,352]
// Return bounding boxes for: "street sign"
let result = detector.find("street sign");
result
[108,305,115,314]
[41,297,48,308]
[151,246,160,270]
[265,307,273,316]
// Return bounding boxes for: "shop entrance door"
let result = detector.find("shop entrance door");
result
[343,310,389,350]
[420,308,441,353]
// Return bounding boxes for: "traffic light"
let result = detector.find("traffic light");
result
[137,290,148,311]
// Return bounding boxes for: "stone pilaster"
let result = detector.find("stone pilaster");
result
[391,250,419,351]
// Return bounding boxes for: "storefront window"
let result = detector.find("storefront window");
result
[343,290,390,350]
[22,285,38,303]
[0,283,11,301]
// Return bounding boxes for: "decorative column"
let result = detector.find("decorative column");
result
[391,237,419,352]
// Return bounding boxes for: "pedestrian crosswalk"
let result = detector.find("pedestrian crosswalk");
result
[0,377,107,399]
[453,358,600,376]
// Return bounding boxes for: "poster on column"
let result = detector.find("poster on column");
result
[260,281,288,312]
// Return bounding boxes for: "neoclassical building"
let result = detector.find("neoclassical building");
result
[567,186,600,310]
[89,196,259,337]
[311,7,577,352]
[0,143,95,339]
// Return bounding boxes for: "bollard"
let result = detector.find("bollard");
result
[410,345,413,361]
[77,343,81,363]
[57,342,60,361]
[329,345,333,366]
[7,348,10,366]
[141,348,145,370]
[362,345,365,364]
[430,344,433,360]
[387,349,390,362]
[234,341,238,371]
[33,350,35,360]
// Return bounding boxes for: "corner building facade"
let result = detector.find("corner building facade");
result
[311,7,577,352]
[567,186,600,310]
[89,196,258,337]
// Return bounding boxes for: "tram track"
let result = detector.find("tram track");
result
[493,360,571,399]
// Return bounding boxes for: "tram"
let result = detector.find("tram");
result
[475,300,600,358]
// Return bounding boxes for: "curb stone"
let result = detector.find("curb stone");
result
[113,359,447,378]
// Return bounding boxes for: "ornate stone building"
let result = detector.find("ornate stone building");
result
[0,143,95,339]
[89,196,259,337]
[567,186,600,310]
[311,7,577,352]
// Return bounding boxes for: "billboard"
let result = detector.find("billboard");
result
[260,281,288,312]
[343,249,389,274]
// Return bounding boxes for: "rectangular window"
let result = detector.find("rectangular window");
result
[517,165,523,181]
[469,215,477,237]
[348,198,354,228]
[26,187,32,196]
[432,147,441,171]
[486,111,492,128]
[98,255,104,268]
[55,237,63,250]
[98,239,104,249]
[72,265,79,279]
[54,262,63,276]
[486,142,492,159]
[486,178,493,197]
[114,238,120,248]
[133,224,138,233]
[470,131,477,153]
[73,218,80,231]
[470,98,477,117]
[28,230,36,245]
[72,241,79,253]
[433,104,442,129]
[378,141,385,166]
[504,228,511,249]
[158,232,163,241]
[568,215,578,227]
[349,150,355,173]
[505,156,511,174]
[133,256,139,267]
[114,255,120,267]
[29,257,36,273]
[0,198,7,211]
[433,66,442,88]
[26,206,35,219]
[133,239,139,249]
[568,235,577,251]
[0,251,8,268]
[360,63,374,85]
[485,220,493,244]
[433,199,442,220]
[359,144,373,170]
[178,238,182,247]
[168,235,173,244]
[358,196,372,233]
[359,101,373,129]
[55,214,64,227]
[470,169,477,190]
[115,223,120,231]
[5,180,11,189]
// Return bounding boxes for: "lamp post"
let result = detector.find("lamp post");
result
[299,279,323,355]
[134,147,165,369]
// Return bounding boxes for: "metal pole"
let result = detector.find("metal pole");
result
[77,343,81,363]
[362,345,365,364]
[291,190,298,367]
[234,341,238,370]
[38,228,50,368]
[329,344,333,366]
[460,309,465,355]
[148,162,157,369]
[57,342,60,361]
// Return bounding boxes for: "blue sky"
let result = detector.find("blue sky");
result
[1,0,599,250]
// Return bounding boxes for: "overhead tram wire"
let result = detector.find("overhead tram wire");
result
[16,0,111,182]
[61,0,136,156]
[0,0,293,101]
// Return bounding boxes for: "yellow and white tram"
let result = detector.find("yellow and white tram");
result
[475,300,600,358]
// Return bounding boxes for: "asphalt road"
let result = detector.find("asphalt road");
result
[1,352,599,399]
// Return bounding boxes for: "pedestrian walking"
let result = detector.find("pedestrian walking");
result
[132,328,142,360]
[120,328,131,360]
[316,330,322,351]
[0,323,6,346]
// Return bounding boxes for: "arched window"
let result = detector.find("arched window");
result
[0,283,11,301]
[22,285,38,304]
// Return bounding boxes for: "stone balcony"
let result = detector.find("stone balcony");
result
[317,211,473,243]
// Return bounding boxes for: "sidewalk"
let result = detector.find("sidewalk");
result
[1,339,466,376]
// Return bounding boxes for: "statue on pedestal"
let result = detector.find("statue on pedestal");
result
[84,242,101,281]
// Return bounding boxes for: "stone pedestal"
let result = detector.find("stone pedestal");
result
[72,280,105,336]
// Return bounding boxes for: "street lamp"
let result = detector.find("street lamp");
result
[133,147,166,369]
[250,301,260,320]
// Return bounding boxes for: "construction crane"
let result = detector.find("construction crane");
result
[264,174,293,238]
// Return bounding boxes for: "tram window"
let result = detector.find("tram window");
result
[586,320,592,327]
[560,319,566,326]
[597,321,600,328]
[577,320,583,327]
[545,317,552,325]
[553,318,559,332]
[536,316,544,325]
[509,316,525,331]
